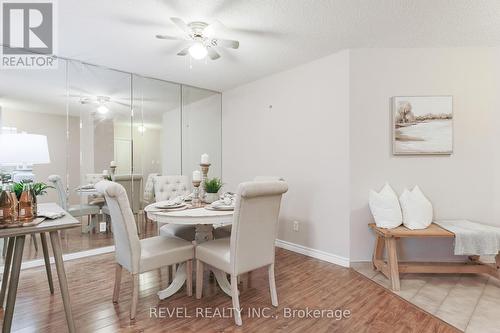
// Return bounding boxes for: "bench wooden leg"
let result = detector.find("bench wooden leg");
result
[372,235,385,270]
[385,237,400,291]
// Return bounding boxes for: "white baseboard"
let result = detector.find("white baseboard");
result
[1,245,116,271]
[350,255,495,264]
[275,239,350,267]
[8,240,351,272]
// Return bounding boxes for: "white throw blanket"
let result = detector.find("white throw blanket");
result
[435,220,500,255]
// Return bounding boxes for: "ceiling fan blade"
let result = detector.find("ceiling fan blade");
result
[177,47,190,56]
[204,19,224,37]
[113,101,131,107]
[207,48,220,60]
[155,34,184,41]
[170,17,191,34]
[209,38,239,49]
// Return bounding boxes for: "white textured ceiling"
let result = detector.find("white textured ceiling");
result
[12,0,500,91]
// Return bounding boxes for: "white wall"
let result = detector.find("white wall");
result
[182,93,222,179]
[222,50,351,261]
[349,48,500,261]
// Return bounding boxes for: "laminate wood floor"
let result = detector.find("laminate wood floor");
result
[0,218,157,265]
[0,249,458,333]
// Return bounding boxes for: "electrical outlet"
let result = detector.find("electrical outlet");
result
[99,222,107,233]
[293,221,300,232]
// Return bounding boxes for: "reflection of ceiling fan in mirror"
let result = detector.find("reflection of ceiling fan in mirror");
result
[156,17,240,60]
[79,96,111,114]
[74,95,130,115]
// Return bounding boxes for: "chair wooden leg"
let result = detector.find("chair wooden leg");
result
[0,237,14,308]
[130,273,139,321]
[113,264,122,303]
[231,274,242,326]
[135,214,142,235]
[88,216,93,233]
[40,233,54,294]
[196,260,203,299]
[268,264,278,307]
[186,260,193,296]
[385,237,400,291]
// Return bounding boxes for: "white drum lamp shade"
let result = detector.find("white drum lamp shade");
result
[0,133,51,166]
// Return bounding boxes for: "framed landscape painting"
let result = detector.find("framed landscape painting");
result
[392,96,453,155]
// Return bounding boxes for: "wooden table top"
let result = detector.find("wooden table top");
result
[0,203,80,237]
[369,223,455,238]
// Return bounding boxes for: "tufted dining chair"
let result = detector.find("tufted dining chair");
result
[254,176,285,182]
[213,176,286,239]
[49,175,101,231]
[95,180,194,321]
[102,174,143,233]
[143,173,160,206]
[85,173,105,185]
[141,173,160,227]
[84,173,106,206]
[195,180,288,326]
[154,176,197,241]
[153,175,190,201]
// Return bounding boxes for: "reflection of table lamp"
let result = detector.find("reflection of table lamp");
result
[0,133,51,182]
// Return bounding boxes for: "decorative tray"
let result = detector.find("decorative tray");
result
[0,217,46,229]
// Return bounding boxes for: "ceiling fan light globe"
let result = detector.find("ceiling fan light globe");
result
[97,105,109,114]
[189,43,208,60]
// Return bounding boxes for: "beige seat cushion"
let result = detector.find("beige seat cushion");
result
[139,236,194,273]
[68,204,100,217]
[159,224,196,241]
[195,238,231,273]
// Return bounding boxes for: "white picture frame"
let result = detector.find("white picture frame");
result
[392,96,453,155]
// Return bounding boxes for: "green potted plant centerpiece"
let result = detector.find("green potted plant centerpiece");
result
[203,178,223,204]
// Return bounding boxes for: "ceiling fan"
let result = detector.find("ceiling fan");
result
[155,17,240,60]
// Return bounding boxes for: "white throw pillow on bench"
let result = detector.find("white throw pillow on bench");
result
[369,183,402,229]
[399,186,433,230]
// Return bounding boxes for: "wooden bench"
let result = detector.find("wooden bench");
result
[369,223,500,291]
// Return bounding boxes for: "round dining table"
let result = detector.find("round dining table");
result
[144,203,233,299]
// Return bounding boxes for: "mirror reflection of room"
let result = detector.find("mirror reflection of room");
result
[0,56,222,265]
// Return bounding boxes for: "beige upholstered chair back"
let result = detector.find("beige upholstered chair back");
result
[114,174,143,214]
[153,175,190,201]
[254,176,285,181]
[48,174,68,210]
[230,181,288,275]
[85,173,105,185]
[143,173,160,203]
[95,180,141,273]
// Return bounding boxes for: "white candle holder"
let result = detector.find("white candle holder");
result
[199,163,211,202]
[192,180,202,207]
[109,165,117,180]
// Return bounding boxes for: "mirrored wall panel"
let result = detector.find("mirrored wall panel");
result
[0,56,222,264]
